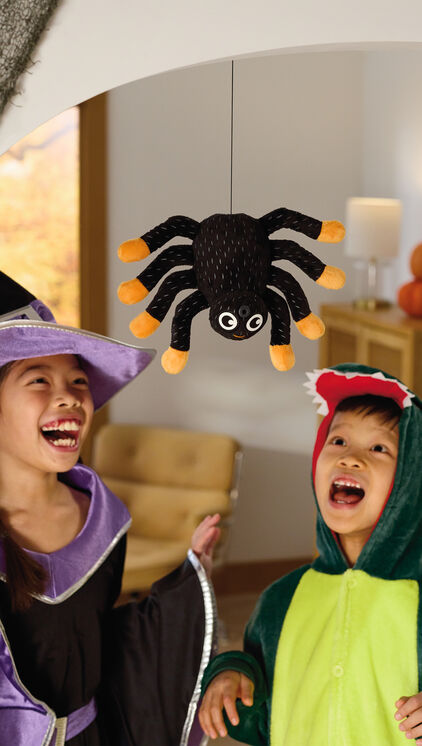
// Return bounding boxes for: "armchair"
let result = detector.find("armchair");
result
[91,424,242,594]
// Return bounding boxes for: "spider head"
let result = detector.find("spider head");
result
[209,292,268,340]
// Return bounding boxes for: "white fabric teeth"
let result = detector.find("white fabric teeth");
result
[304,368,414,413]
[42,422,79,432]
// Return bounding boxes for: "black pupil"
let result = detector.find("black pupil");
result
[238,305,250,318]
[250,317,260,328]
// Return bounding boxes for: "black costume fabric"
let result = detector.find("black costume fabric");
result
[0,539,125,745]
[103,561,210,746]
[0,465,215,746]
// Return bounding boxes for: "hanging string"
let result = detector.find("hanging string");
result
[230,60,234,215]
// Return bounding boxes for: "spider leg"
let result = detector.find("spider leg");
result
[129,268,196,338]
[269,267,325,340]
[259,207,345,243]
[118,215,199,262]
[161,291,209,374]
[270,239,345,289]
[263,289,295,371]
[118,245,194,304]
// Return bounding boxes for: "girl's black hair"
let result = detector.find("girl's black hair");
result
[0,361,47,611]
[335,394,402,428]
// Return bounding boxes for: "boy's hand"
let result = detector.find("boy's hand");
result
[191,513,221,576]
[199,670,254,739]
[395,694,422,740]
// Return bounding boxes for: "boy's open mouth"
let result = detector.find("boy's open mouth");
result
[330,478,365,505]
[40,419,81,449]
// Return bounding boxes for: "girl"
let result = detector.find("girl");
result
[0,271,219,746]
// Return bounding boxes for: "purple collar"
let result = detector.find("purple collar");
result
[0,464,131,604]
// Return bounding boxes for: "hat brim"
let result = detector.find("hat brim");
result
[0,321,156,410]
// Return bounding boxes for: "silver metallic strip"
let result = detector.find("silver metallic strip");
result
[0,618,57,745]
[180,550,217,746]
[0,519,132,605]
[0,304,44,322]
[0,319,156,356]
[54,717,67,746]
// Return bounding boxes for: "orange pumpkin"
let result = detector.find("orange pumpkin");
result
[410,242,422,279]
[398,278,422,317]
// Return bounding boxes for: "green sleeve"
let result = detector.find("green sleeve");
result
[201,650,267,701]
[200,603,270,745]
[201,565,310,745]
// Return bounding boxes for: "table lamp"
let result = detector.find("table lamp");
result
[345,197,402,310]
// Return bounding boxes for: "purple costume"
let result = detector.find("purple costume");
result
[0,273,216,745]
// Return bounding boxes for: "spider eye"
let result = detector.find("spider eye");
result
[218,312,238,331]
[246,314,264,332]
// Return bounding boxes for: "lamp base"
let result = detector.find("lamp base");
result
[353,297,393,312]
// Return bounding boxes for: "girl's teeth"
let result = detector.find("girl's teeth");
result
[43,422,79,432]
[51,437,76,447]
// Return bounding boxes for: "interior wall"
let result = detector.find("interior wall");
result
[362,50,422,297]
[233,52,363,371]
[3,0,422,154]
[107,51,364,562]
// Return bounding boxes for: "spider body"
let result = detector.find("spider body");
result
[118,207,346,373]
[194,213,271,340]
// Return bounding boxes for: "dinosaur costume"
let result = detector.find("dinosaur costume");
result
[201,363,422,745]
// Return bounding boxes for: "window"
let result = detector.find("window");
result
[0,107,80,326]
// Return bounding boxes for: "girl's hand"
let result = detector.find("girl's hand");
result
[395,693,422,740]
[191,513,220,576]
[199,670,254,740]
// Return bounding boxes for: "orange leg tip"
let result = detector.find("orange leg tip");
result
[118,238,150,262]
[295,312,325,340]
[161,348,189,374]
[316,265,346,290]
[269,344,295,371]
[117,278,149,304]
[129,311,160,338]
[317,220,346,243]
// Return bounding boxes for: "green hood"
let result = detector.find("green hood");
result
[306,363,422,580]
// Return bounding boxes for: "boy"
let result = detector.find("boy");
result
[199,363,422,745]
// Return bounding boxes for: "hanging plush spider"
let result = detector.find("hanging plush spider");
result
[117,206,345,374]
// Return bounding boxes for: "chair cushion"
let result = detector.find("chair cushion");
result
[92,424,238,490]
[101,477,230,540]
[122,535,189,593]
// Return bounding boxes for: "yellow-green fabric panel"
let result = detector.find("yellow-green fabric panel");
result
[271,568,418,746]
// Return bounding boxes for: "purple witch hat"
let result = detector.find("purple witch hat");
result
[0,272,156,409]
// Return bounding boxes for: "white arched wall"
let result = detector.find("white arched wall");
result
[2,0,422,153]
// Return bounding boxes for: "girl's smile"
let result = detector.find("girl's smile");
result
[40,417,83,451]
[0,354,93,474]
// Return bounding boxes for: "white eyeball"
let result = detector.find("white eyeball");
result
[218,312,238,331]
[246,314,263,332]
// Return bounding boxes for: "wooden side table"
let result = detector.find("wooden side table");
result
[319,304,422,399]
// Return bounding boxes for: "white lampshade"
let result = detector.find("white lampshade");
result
[345,197,402,260]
